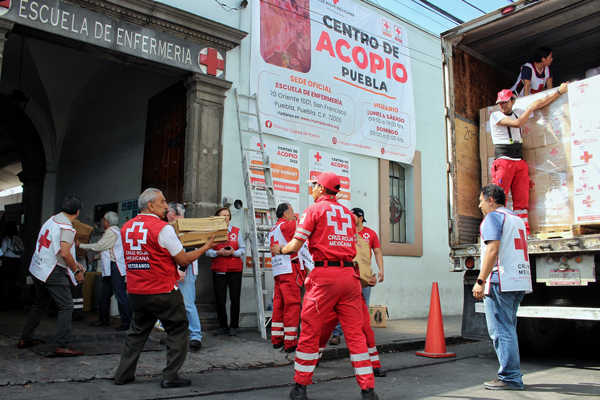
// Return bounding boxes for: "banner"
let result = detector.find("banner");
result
[251,0,416,164]
[308,149,351,208]
[249,137,301,215]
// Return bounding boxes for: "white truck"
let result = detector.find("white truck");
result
[441,0,600,353]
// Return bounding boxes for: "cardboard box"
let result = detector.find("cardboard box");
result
[173,216,228,234]
[369,305,388,328]
[173,216,229,247]
[82,271,101,312]
[73,220,94,258]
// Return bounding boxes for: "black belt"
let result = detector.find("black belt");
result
[314,261,354,267]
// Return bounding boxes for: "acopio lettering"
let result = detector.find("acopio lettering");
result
[276,150,298,159]
[331,162,349,169]
[316,32,408,84]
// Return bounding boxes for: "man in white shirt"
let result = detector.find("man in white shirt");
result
[489,83,568,235]
[77,211,131,331]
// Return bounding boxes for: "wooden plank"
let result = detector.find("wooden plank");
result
[455,118,483,219]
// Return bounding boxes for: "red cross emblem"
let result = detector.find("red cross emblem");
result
[583,196,595,208]
[198,47,224,77]
[256,142,266,149]
[125,222,148,250]
[230,233,237,241]
[326,205,352,235]
[550,148,558,157]
[581,151,593,163]
[395,27,401,35]
[314,152,322,162]
[522,126,530,135]
[514,229,529,262]
[333,0,339,4]
[362,232,370,241]
[384,21,390,29]
[38,229,52,252]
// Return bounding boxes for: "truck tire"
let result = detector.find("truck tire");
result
[517,290,565,355]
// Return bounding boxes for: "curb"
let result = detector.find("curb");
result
[320,336,469,361]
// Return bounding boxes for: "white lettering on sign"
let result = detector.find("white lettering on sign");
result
[16,0,193,68]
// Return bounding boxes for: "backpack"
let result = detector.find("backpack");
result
[10,235,24,255]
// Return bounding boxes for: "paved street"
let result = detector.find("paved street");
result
[2,338,600,399]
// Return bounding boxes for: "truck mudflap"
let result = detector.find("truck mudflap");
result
[462,270,489,340]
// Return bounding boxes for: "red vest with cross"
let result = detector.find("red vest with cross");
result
[211,226,243,272]
[121,214,179,295]
[480,208,532,294]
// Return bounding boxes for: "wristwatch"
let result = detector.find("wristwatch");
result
[476,278,485,286]
[75,270,82,275]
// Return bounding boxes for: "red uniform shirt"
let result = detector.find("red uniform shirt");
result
[358,226,381,257]
[121,214,179,295]
[294,195,356,262]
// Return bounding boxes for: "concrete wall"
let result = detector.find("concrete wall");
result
[158,0,463,320]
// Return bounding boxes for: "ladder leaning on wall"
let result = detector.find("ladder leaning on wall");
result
[234,88,278,340]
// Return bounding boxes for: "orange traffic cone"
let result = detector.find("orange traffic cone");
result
[416,282,456,358]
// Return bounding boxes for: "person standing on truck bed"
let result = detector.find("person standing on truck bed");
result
[489,82,568,236]
[473,184,532,391]
[510,46,554,97]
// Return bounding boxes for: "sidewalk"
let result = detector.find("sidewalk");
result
[0,309,463,386]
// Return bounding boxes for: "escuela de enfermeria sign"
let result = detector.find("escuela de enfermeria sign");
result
[1,0,227,77]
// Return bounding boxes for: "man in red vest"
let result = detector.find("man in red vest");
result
[271,172,378,400]
[114,188,215,389]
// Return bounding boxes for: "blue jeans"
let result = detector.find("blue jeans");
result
[178,273,202,341]
[484,283,526,389]
[333,286,372,337]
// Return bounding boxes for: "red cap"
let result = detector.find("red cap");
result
[496,89,514,103]
[307,172,341,193]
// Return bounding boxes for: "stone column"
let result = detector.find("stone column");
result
[182,73,233,218]
[0,20,15,82]
[17,170,46,279]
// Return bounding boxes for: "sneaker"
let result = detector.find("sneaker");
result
[289,383,308,400]
[190,340,202,350]
[374,368,387,377]
[484,379,522,390]
[329,335,340,345]
[361,388,379,400]
[213,327,229,336]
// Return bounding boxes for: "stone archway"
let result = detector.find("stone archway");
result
[0,94,46,275]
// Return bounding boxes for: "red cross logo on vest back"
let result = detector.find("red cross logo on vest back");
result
[514,229,529,262]
[198,47,224,77]
[38,229,52,252]
[125,222,148,251]
[314,152,322,162]
[326,205,352,235]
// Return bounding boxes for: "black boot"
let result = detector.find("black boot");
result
[374,368,387,377]
[361,388,379,400]
[290,383,308,400]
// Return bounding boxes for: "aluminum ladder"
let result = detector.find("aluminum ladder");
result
[234,88,278,340]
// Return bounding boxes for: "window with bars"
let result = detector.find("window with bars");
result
[389,162,407,243]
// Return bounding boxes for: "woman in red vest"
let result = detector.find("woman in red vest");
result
[206,207,246,336]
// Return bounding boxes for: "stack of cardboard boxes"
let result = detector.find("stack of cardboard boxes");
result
[480,89,574,234]
[172,216,229,247]
[569,76,600,225]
